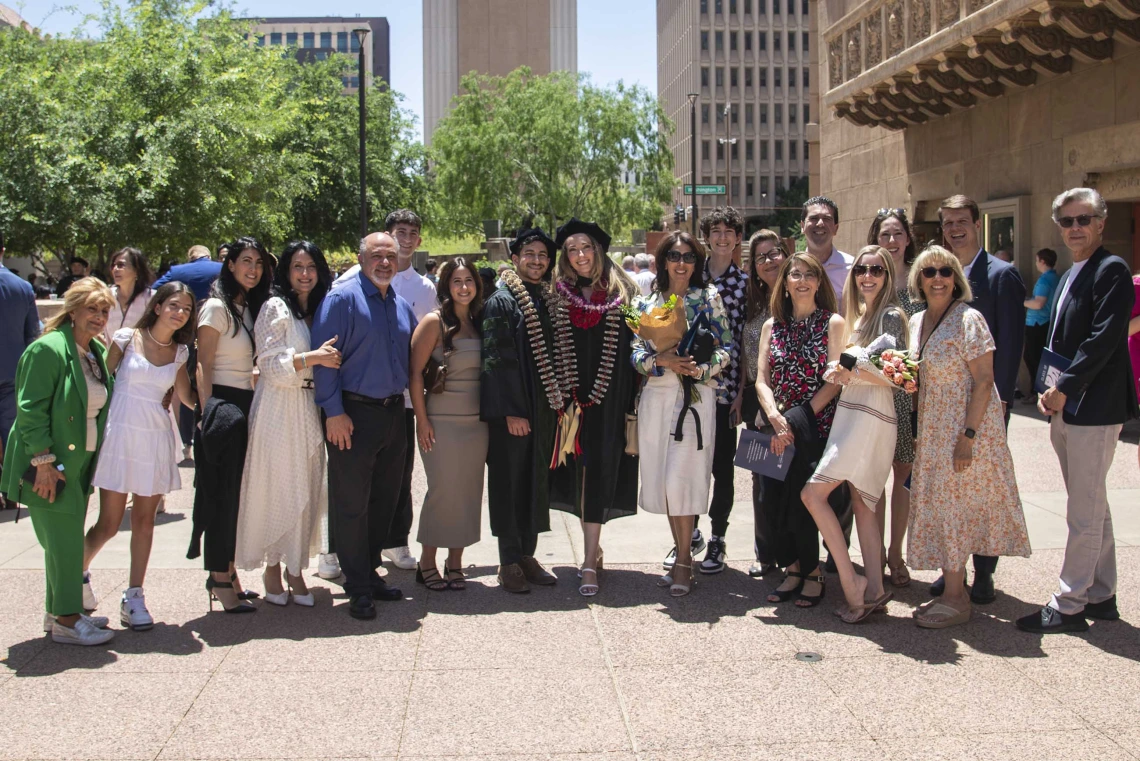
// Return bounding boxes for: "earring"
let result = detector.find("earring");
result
[785,291,789,298]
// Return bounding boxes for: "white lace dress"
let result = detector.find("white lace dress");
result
[92,329,187,496]
[235,297,327,572]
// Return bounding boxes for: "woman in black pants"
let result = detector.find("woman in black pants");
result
[189,237,273,612]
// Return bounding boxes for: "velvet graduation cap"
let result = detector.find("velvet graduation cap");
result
[554,217,612,255]
[509,227,557,258]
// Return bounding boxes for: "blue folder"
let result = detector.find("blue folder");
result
[1035,347,1082,416]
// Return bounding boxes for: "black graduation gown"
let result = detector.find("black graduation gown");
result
[479,283,557,538]
[548,302,639,524]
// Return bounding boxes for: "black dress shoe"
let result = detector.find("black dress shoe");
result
[372,581,404,602]
[969,571,997,605]
[1016,606,1089,634]
[930,574,946,596]
[1084,595,1120,621]
[349,594,376,620]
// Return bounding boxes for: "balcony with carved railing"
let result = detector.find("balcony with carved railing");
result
[823,0,1140,129]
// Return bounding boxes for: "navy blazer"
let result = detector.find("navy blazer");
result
[0,264,40,382]
[1047,246,1138,427]
[153,259,223,302]
[966,251,1026,404]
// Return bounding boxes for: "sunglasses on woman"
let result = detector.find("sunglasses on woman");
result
[853,264,886,278]
[665,250,697,263]
[921,266,955,279]
[1056,214,1101,228]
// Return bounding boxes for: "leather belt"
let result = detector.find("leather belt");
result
[301,379,315,390]
[343,391,403,407]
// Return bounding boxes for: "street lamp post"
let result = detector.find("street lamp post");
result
[353,27,370,240]
[687,93,698,237]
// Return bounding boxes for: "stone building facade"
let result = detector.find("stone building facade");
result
[815,0,1140,275]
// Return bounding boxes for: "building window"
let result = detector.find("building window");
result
[803,32,809,51]
[731,141,739,159]
[701,31,709,51]
[775,141,783,160]
[715,0,723,12]
[760,67,768,87]
[702,140,711,160]
[731,177,739,199]
[790,140,798,162]
[789,105,797,124]
[256,35,265,46]
[761,176,770,195]
[746,140,754,160]
[715,31,723,52]
[774,0,780,14]
[759,0,766,13]
[788,0,795,14]
[315,51,328,60]
[803,0,809,14]
[745,0,752,13]
[747,178,754,197]
[702,104,710,123]
[803,67,809,88]
[760,103,768,124]
[716,67,724,87]
[788,32,795,51]
[777,175,785,192]
[702,67,709,87]
[804,141,810,159]
[744,67,752,87]
[731,0,738,13]
[746,103,754,124]
[716,103,724,124]
[271,32,282,45]
[731,103,738,123]
[286,32,298,46]
[745,31,752,51]
[321,32,332,48]
[789,68,796,90]
[759,31,767,51]
[803,104,810,123]
[730,68,738,87]
[775,68,782,88]
[349,76,360,88]
[303,32,314,48]
[701,0,708,13]
[716,141,725,159]
[337,31,348,52]
[350,32,360,52]
[761,140,769,160]
[774,32,781,51]
[775,103,783,124]
[731,31,737,51]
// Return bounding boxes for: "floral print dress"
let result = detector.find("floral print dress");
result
[767,309,837,439]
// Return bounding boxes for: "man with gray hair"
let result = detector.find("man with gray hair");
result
[621,255,635,272]
[633,253,655,296]
[1017,188,1138,633]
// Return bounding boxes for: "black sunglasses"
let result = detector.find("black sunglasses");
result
[877,207,907,219]
[665,250,698,264]
[853,264,886,277]
[1057,214,1101,228]
[921,266,955,279]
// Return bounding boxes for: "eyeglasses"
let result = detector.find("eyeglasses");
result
[754,250,786,264]
[921,266,955,279]
[853,264,886,278]
[877,207,906,219]
[1057,214,1101,228]
[665,250,697,264]
[787,270,819,282]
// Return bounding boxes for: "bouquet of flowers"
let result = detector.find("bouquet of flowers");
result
[620,294,685,353]
[872,348,919,394]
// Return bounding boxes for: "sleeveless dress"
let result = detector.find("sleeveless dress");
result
[416,338,488,548]
[93,329,187,497]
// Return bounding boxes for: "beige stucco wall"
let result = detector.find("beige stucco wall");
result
[818,38,1140,271]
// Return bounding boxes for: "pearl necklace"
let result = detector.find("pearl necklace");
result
[501,270,563,412]
[550,285,623,409]
[146,328,173,347]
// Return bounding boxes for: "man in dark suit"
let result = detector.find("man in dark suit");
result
[1017,188,1138,633]
[935,195,1027,604]
[0,232,41,508]
[153,244,224,302]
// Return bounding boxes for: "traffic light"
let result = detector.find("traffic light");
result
[674,208,681,225]
[680,207,687,222]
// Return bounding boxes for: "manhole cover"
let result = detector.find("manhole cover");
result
[794,651,822,663]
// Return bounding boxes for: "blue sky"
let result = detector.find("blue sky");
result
[18,0,658,142]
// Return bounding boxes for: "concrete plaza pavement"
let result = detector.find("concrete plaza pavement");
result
[1,406,1139,760]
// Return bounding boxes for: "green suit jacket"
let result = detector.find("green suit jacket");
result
[1,322,113,513]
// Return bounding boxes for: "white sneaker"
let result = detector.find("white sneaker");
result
[120,587,154,631]
[317,553,341,580]
[382,546,417,570]
[51,618,115,646]
[43,612,109,633]
[82,571,98,611]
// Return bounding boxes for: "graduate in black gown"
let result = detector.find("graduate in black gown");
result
[480,229,562,593]
[548,218,640,597]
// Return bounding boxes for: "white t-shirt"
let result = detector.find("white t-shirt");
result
[1050,258,1089,349]
[102,286,154,347]
[198,298,255,390]
[818,247,853,301]
[962,248,984,279]
[635,269,656,296]
[391,267,439,321]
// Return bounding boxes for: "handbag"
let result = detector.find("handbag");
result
[422,319,450,395]
[673,310,717,450]
[624,377,643,456]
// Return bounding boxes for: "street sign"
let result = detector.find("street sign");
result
[684,184,726,195]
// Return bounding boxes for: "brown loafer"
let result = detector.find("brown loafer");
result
[519,556,557,586]
[497,563,531,594]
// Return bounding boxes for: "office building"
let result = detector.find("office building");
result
[248,17,390,92]
[659,0,813,232]
[423,0,578,146]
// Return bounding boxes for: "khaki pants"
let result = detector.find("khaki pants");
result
[1048,415,1121,615]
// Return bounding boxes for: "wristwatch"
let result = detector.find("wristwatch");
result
[963,427,976,439]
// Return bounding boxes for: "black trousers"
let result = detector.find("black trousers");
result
[384,408,416,550]
[326,397,407,598]
[970,406,1012,577]
[1023,323,1048,391]
[178,405,195,448]
[486,420,543,565]
[201,385,253,573]
[498,533,538,566]
[696,402,738,538]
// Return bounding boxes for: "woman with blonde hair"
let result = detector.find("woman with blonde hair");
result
[547,218,640,596]
[1,278,117,645]
[802,246,909,622]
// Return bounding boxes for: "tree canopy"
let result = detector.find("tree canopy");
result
[428,67,674,239]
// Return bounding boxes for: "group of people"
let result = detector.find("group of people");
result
[0,185,1136,645]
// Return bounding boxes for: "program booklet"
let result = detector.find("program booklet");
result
[734,429,794,481]
[1035,347,1082,416]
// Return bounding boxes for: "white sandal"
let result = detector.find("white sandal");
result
[578,567,599,597]
[669,562,695,598]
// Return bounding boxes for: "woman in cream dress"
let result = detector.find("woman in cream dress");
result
[235,241,341,606]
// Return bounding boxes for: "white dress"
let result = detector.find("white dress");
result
[102,286,154,347]
[234,297,327,572]
[93,329,187,496]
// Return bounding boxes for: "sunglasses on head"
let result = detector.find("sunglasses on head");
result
[665,250,697,264]
[853,264,886,277]
[1057,214,1101,229]
[877,207,907,219]
[921,266,955,279]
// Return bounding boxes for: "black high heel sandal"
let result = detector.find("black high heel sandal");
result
[207,577,256,613]
[415,563,448,591]
[795,572,827,608]
[768,571,805,603]
[231,572,260,600]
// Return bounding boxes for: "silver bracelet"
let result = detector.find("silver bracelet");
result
[31,453,56,467]
[300,353,308,369]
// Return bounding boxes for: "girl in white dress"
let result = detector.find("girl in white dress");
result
[801,246,911,623]
[86,283,197,630]
[235,241,340,607]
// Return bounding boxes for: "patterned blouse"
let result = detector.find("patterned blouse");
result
[630,285,733,388]
[704,260,748,404]
[897,285,923,317]
[742,306,770,385]
[766,309,836,438]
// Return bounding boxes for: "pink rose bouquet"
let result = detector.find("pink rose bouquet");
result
[872,349,920,393]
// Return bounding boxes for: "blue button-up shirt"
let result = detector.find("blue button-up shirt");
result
[311,270,417,418]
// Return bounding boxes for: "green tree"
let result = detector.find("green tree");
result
[428,67,674,239]
[765,175,810,244]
